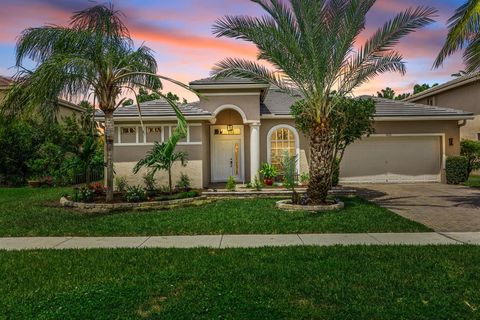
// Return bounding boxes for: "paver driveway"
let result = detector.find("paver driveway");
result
[354,183,480,232]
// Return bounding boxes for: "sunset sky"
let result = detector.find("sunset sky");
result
[0,0,466,102]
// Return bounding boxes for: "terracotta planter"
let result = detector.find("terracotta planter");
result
[264,178,274,186]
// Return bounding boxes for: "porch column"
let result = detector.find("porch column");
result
[249,122,261,182]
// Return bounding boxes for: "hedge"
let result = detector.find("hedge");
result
[445,156,469,184]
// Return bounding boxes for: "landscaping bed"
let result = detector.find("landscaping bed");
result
[0,187,430,236]
[1,246,479,319]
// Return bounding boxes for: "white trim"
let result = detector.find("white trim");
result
[260,114,474,121]
[115,123,203,146]
[375,115,474,121]
[190,83,269,90]
[203,92,261,97]
[266,124,300,174]
[210,125,245,183]
[212,104,249,124]
[97,115,211,121]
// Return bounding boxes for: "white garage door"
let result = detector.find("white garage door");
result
[340,136,442,183]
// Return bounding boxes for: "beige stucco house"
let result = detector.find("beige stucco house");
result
[405,72,480,140]
[96,77,473,188]
[0,75,85,120]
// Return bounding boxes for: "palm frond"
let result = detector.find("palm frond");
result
[463,33,480,72]
[434,0,480,68]
[212,57,294,93]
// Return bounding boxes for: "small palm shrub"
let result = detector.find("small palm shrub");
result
[176,173,191,191]
[115,176,128,193]
[446,156,469,184]
[226,176,236,191]
[252,175,263,191]
[125,185,147,203]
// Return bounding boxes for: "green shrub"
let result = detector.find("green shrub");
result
[114,176,128,192]
[143,172,157,191]
[155,190,199,201]
[176,172,191,191]
[446,156,469,184]
[300,172,309,185]
[77,187,95,203]
[259,163,278,179]
[252,175,263,191]
[460,139,480,175]
[125,185,147,202]
[332,158,340,187]
[226,176,236,191]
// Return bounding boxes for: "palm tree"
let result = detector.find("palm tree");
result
[212,0,436,204]
[434,0,480,71]
[134,142,188,194]
[1,4,190,201]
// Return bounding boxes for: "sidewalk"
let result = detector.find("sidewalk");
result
[1,232,480,250]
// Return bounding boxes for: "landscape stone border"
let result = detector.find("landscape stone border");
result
[60,195,212,214]
[203,188,356,199]
[276,199,345,212]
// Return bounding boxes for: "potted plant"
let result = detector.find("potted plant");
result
[259,163,278,186]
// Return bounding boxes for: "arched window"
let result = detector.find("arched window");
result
[267,125,299,171]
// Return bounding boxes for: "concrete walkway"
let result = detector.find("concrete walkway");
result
[1,232,480,250]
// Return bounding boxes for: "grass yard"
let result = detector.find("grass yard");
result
[464,175,480,188]
[0,188,430,236]
[1,246,479,319]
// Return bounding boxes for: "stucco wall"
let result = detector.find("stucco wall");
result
[199,93,261,121]
[412,82,480,140]
[113,160,203,189]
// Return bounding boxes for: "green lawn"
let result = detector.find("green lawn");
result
[1,246,479,319]
[0,187,430,236]
[464,175,480,188]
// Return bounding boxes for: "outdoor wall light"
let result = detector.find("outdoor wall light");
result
[449,138,453,146]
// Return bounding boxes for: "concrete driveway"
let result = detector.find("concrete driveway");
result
[353,183,480,232]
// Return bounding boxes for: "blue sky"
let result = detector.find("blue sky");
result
[0,0,466,101]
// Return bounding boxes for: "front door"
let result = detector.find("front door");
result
[212,139,242,182]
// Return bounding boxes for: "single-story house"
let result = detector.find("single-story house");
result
[405,72,480,140]
[0,75,85,121]
[96,77,473,188]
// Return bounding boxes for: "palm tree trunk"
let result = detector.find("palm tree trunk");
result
[104,110,115,202]
[307,123,335,204]
[168,167,172,195]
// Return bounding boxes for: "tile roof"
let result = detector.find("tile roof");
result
[365,96,473,117]
[261,90,472,118]
[405,72,480,102]
[96,99,211,118]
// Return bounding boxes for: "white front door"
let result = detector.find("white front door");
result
[212,139,242,182]
[211,126,244,182]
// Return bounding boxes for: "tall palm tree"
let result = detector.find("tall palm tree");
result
[434,0,480,71]
[1,4,190,201]
[212,0,436,204]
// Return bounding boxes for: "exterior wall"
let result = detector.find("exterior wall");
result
[411,82,480,140]
[199,90,262,121]
[57,104,84,121]
[112,120,208,188]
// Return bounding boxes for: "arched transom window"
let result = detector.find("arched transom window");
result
[268,125,298,170]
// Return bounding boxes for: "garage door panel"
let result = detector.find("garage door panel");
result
[340,136,441,183]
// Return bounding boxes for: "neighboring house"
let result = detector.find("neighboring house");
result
[405,72,480,140]
[96,77,473,188]
[0,75,85,121]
